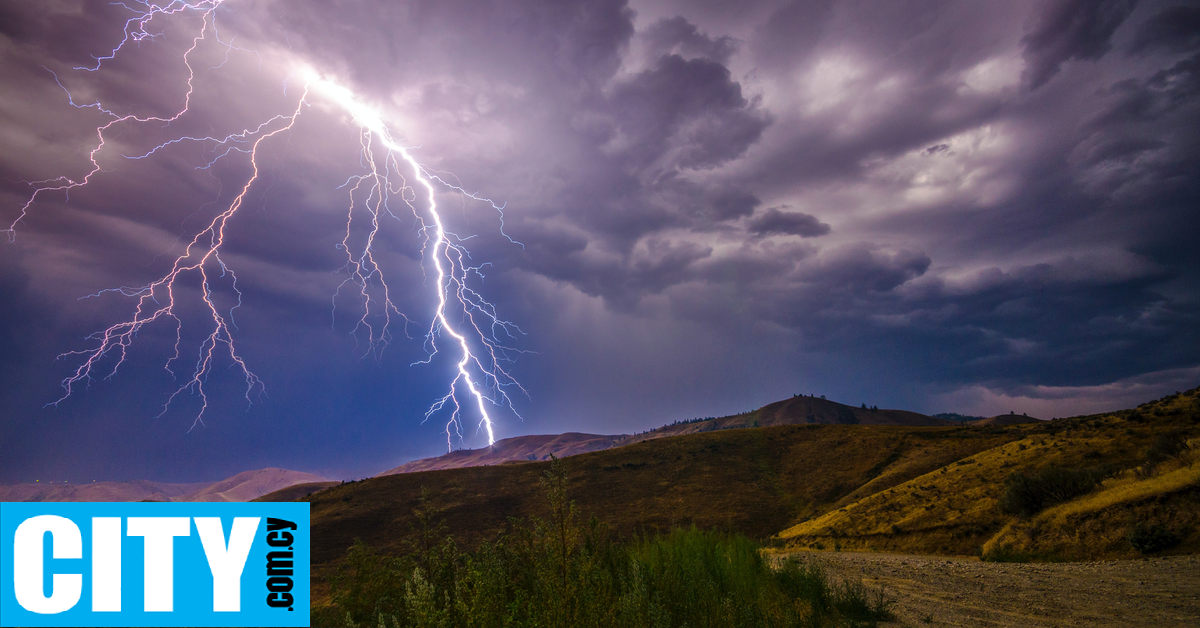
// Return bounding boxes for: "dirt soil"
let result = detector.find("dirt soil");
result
[788,551,1200,627]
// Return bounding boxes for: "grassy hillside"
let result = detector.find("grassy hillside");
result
[778,387,1200,560]
[278,423,1020,574]
[264,386,1200,606]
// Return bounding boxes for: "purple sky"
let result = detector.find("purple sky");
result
[1,0,1197,483]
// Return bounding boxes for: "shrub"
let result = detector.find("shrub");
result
[998,467,1109,517]
[980,544,1034,563]
[1137,431,1193,476]
[1128,523,1180,554]
[1148,431,1193,463]
[833,578,893,623]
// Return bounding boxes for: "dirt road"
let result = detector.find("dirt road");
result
[789,551,1200,627]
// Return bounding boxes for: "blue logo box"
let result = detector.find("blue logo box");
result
[1,501,309,627]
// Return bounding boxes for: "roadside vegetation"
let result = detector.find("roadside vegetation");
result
[313,459,892,628]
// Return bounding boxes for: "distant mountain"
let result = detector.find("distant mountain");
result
[934,412,985,422]
[968,413,1042,426]
[622,395,950,446]
[0,480,209,503]
[183,468,331,501]
[0,467,330,502]
[380,433,627,476]
[250,481,340,503]
[380,395,951,475]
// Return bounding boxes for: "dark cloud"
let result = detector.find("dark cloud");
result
[750,0,838,70]
[708,189,762,221]
[1127,4,1200,54]
[1022,0,1141,89]
[746,207,832,237]
[1148,51,1200,106]
[801,247,931,295]
[1,0,1198,483]
[607,53,769,171]
[674,247,1197,394]
[641,16,737,63]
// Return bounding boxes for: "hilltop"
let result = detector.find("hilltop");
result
[182,468,332,501]
[969,412,1042,426]
[619,395,952,446]
[380,433,626,475]
[379,395,951,474]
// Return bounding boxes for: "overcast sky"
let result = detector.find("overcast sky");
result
[1,0,1197,483]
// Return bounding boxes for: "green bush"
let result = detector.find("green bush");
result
[1128,523,1180,555]
[315,458,893,628]
[979,544,1035,563]
[1141,430,1193,475]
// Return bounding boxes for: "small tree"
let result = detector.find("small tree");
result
[536,455,580,627]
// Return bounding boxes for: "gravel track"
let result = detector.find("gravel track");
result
[787,551,1200,627]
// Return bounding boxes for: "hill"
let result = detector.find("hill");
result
[259,387,1200,579]
[0,467,330,502]
[778,388,1200,560]
[380,433,626,475]
[251,481,341,503]
[182,467,331,501]
[268,422,1020,571]
[379,395,950,475]
[0,479,209,502]
[968,412,1042,426]
[619,395,951,447]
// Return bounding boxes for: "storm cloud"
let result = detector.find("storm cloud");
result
[0,0,1197,482]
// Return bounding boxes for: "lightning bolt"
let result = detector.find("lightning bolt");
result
[4,0,525,448]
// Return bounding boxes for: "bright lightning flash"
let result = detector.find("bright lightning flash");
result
[3,0,525,449]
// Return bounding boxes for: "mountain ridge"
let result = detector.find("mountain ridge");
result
[380,395,952,475]
[0,467,329,502]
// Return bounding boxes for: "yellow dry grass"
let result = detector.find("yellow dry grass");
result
[982,454,1200,561]
[1056,457,1198,518]
[779,387,1200,559]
